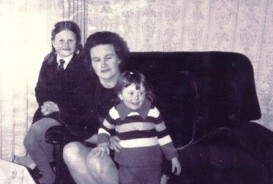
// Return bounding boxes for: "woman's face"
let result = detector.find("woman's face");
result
[90,44,121,82]
[52,29,77,58]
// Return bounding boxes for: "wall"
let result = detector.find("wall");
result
[0,0,272,163]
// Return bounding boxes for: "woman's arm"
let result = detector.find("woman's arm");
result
[85,134,98,144]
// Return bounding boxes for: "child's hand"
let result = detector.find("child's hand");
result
[41,101,59,116]
[171,157,181,175]
[109,136,122,152]
[91,143,110,158]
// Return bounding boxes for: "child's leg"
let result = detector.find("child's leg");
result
[119,166,161,184]
[160,174,170,184]
[23,118,61,184]
[161,157,172,184]
[144,167,161,184]
[119,166,137,184]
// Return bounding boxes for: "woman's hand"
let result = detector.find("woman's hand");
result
[41,101,60,116]
[85,134,98,144]
[109,136,122,152]
[91,143,110,158]
[171,157,181,175]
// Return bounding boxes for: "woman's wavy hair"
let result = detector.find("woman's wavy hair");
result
[84,31,129,72]
[51,20,83,54]
[115,70,155,104]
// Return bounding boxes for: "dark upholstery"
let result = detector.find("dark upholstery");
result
[125,51,270,184]
[126,52,261,143]
[47,51,272,184]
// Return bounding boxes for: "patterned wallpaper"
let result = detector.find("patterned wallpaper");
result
[0,0,272,161]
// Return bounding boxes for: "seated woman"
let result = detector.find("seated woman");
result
[63,31,128,184]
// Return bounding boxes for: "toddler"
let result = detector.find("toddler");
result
[92,70,181,184]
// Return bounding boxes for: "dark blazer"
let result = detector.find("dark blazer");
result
[33,52,93,130]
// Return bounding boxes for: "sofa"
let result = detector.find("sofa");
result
[47,51,273,184]
[125,51,272,184]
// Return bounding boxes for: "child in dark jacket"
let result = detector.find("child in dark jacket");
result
[23,20,92,184]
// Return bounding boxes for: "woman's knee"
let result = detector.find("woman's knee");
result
[86,152,114,175]
[86,153,119,183]
[63,142,84,164]
[86,152,103,174]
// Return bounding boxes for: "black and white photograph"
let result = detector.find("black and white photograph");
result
[0,0,273,183]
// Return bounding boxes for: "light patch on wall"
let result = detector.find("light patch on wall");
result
[0,11,51,90]
[0,8,51,157]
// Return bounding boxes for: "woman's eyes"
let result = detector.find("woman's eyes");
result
[92,58,100,62]
[105,56,113,60]
[92,55,113,63]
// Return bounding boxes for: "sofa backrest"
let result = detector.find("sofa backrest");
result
[125,52,261,145]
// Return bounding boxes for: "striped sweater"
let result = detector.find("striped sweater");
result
[98,100,178,167]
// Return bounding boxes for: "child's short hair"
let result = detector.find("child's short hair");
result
[115,70,155,103]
